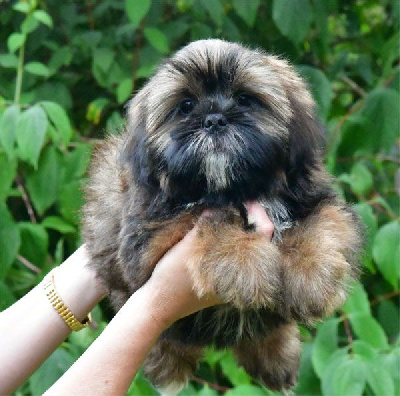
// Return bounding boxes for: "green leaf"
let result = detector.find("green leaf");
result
[0,53,18,68]
[0,202,20,279]
[33,10,53,27]
[0,104,20,159]
[196,386,219,396]
[352,340,379,361]
[41,101,73,144]
[59,180,84,225]
[349,162,373,196]
[225,384,268,396]
[366,361,395,396]
[42,216,76,234]
[348,313,389,349]
[21,15,39,34]
[372,221,400,289]
[0,280,16,310]
[298,65,333,120]
[295,342,321,395]
[125,0,151,28]
[233,0,260,27]
[311,318,339,378]
[330,356,367,396]
[7,33,26,53]
[362,88,400,152]
[219,350,252,386]
[0,153,17,201]
[86,97,110,124]
[16,105,48,168]
[63,143,92,183]
[116,78,133,104]
[144,28,170,54]
[25,146,61,215]
[29,348,75,394]
[13,2,31,13]
[342,282,371,315]
[25,62,51,77]
[272,0,313,44]
[18,222,48,268]
[127,370,158,396]
[200,0,223,26]
[353,203,377,239]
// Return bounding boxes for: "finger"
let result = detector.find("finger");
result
[245,201,274,240]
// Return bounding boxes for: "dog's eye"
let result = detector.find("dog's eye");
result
[237,94,254,108]
[179,99,195,115]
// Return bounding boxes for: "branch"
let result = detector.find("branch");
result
[16,174,37,224]
[339,76,367,97]
[17,254,41,274]
[342,315,354,356]
[190,375,232,392]
[370,290,400,307]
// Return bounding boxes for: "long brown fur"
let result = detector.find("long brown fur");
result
[83,39,363,392]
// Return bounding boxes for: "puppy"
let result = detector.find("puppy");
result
[83,39,362,392]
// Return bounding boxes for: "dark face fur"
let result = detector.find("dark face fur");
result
[123,40,324,208]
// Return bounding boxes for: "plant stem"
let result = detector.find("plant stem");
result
[14,41,25,105]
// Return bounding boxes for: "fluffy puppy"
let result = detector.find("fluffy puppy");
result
[83,39,362,392]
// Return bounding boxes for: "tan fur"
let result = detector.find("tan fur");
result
[187,210,282,310]
[234,323,301,390]
[280,205,362,322]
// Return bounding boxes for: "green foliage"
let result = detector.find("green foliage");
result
[0,0,398,395]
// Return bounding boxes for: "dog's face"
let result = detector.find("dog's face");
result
[124,40,323,205]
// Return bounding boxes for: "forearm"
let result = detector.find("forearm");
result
[44,282,168,396]
[0,246,105,394]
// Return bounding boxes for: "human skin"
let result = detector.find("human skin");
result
[0,202,273,395]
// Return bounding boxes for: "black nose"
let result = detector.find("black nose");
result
[204,114,228,130]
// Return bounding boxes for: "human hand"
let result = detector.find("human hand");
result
[144,201,275,328]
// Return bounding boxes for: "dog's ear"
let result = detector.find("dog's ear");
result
[120,91,158,190]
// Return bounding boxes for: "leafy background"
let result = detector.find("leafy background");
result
[0,0,399,395]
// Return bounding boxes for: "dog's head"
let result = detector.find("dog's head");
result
[123,39,324,205]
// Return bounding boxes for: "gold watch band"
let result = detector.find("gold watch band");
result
[43,270,92,332]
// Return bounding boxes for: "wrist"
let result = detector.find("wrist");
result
[52,245,107,323]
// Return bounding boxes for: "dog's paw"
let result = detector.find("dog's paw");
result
[188,210,283,310]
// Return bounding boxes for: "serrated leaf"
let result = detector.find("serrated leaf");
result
[125,0,151,28]
[42,216,76,234]
[349,313,389,349]
[372,221,400,289]
[41,101,72,144]
[29,348,75,394]
[7,33,26,53]
[0,153,17,201]
[200,0,223,26]
[144,28,170,54]
[0,104,20,159]
[342,282,371,315]
[25,146,60,215]
[16,106,48,168]
[25,62,51,77]
[272,0,313,44]
[33,10,53,27]
[0,202,20,279]
[18,222,48,268]
[312,318,339,378]
[362,88,400,152]
[233,0,260,27]
[298,65,333,120]
[116,78,133,104]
